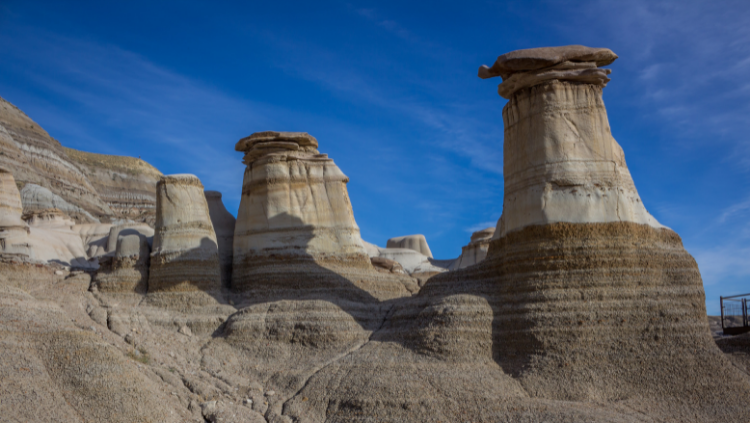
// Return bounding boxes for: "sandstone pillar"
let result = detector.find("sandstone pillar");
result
[148,174,221,297]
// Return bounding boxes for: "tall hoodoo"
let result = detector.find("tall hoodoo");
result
[147,174,221,297]
[0,167,31,257]
[464,45,749,417]
[232,131,375,291]
[479,45,661,236]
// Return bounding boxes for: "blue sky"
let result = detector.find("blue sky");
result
[1,0,748,313]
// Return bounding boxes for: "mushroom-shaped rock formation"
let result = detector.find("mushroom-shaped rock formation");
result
[478,45,660,236]
[478,45,618,99]
[0,167,31,257]
[232,131,414,300]
[386,234,433,258]
[204,190,235,289]
[147,174,222,307]
[212,132,417,384]
[450,226,495,270]
[375,45,750,422]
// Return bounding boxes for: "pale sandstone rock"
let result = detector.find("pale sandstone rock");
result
[106,222,154,253]
[450,226,494,270]
[232,132,413,299]
[20,183,100,223]
[73,223,114,258]
[364,240,449,275]
[0,167,31,257]
[205,190,235,289]
[362,45,750,421]
[147,174,222,304]
[233,131,368,274]
[386,234,433,258]
[491,69,662,236]
[94,234,150,293]
[25,209,96,269]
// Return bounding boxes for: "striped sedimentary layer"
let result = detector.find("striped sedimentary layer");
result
[147,175,222,307]
[387,222,750,422]
[0,96,112,221]
[232,132,411,299]
[63,148,162,226]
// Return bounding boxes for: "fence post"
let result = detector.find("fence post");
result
[721,296,725,330]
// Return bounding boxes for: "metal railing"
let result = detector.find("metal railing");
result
[720,293,750,335]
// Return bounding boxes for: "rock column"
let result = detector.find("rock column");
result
[147,174,221,301]
[0,167,31,257]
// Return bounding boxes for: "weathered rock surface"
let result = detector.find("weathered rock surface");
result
[386,234,433,258]
[0,167,31,257]
[147,174,222,307]
[0,96,113,221]
[205,190,235,289]
[94,233,151,293]
[64,147,162,225]
[20,183,100,223]
[450,226,494,269]
[481,47,662,237]
[0,96,162,225]
[25,209,98,269]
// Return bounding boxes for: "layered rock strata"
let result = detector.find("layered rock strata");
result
[479,46,661,237]
[221,132,416,388]
[147,174,222,305]
[64,147,162,225]
[205,190,235,289]
[386,234,433,258]
[0,96,113,221]
[377,45,750,421]
[0,168,31,257]
[232,131,412,298]
[450,226,494,269]
[94,233,150,293]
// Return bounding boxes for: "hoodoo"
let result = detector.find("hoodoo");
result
[0,167,31,257]
[390,45,750,421]
[231,131,414,299]
[147,174,222,305]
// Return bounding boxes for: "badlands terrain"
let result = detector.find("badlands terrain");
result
[1,45,749,423]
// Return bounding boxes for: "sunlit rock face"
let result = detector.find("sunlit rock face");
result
[231,131,409,298]
[386,234,433,258]
[374,45,750,422]
[147,174,221,302]
[479,45,661,237]
[0,167,31,257]
[450,227,494,270]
